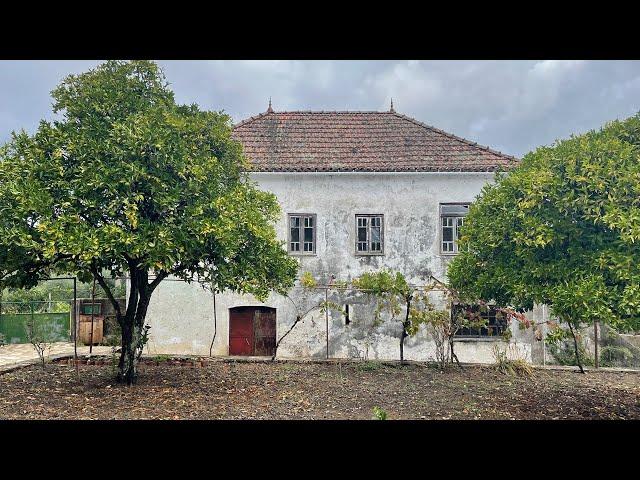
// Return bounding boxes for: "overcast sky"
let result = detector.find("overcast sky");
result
[1,60,639,158]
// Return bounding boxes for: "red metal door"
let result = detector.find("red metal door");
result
[229,307,254,355]
[254,308,276,356]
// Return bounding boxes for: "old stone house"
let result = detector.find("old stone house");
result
[142,104,549,363]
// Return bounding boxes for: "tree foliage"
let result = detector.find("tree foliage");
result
[448,113,640,369]
[0,61,298,383]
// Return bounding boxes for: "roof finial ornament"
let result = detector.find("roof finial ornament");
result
[390,98,395,113]
[267,97,273,113]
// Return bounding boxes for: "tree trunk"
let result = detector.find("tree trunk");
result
[117,313,137,384]
[91,261,163,385]
[91,261,163,386]
[400,296,411,365]
[567,321,585,374]
[117,267,155,385]
[449,336,462,369]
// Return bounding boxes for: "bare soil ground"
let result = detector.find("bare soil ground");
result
[1,358,639,419]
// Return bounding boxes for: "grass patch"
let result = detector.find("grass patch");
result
[152,354,172,363]
[356,360,386,372]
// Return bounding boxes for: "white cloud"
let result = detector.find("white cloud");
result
[1,60,639,157]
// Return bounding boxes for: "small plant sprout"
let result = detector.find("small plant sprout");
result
[24,316,53,370]
[372,406,388,420]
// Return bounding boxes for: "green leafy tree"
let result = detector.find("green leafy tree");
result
[448,113,640,373]
[0,61,297,384]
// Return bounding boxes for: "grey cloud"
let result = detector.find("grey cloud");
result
[1,60,639,157]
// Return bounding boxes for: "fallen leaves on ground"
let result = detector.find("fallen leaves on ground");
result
[0,360,638,420]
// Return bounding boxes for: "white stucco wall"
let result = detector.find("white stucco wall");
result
[142,172,533,363]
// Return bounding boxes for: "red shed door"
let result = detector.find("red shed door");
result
[229,307,276,356]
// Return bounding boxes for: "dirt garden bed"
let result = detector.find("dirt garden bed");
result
[1,357,639,419]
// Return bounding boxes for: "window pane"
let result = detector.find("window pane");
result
[456,218,464,239]
[290,216,300,252]
[371,226,381,251]
[304,226,313,243]
[443,225,453,242]
[371,227,381,243]
[358,226,367,243]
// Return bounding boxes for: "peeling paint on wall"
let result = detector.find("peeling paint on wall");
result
[143,172,534,364]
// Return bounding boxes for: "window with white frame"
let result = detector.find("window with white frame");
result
[440,204,469,254]
[288,214,316,254]
[356,214,384,254]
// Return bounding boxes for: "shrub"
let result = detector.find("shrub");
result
[102,316,122,347]
[372,406,387,420]
[547,337,595,367]
[357,360,384,372]
[492,344,533,377]
[600,345,633,367]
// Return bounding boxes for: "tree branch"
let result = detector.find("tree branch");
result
[90,261,122,319]
[149,270,168,291]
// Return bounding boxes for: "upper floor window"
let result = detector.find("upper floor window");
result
[356,214,384,255]
[288,213,316,254]
[440,203,469,254]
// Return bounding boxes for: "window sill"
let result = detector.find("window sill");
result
[289,253,317,257]
[355,252,385,257]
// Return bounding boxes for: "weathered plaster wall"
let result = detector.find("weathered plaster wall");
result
[143,172,533,363]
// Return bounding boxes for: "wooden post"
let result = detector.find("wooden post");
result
[89,277,96,355]
[594,320,599,369]
[73,278,78,374]
[325,287,329,360]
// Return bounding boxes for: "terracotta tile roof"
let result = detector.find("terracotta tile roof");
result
[232,110,519,173]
